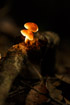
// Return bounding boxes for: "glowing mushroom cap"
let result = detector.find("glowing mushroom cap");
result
[24,22,39,32]
[20,29,34,40]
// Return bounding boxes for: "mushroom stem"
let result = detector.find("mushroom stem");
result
[25,38,29,43]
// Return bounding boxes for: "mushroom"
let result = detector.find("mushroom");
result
[24,22,39,32]
[20,29,34,43]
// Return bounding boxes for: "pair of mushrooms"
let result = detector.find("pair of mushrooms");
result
[20,22,39,43]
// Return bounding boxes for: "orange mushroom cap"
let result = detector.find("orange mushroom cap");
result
[20,29,34,40]
[24,22,39,32]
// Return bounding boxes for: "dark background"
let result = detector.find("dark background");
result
[0,0,70,38]
[11,0,70,39]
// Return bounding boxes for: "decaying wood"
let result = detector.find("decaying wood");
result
[0,31,60,105]
[0,41,44,105]
[0,43,27,105]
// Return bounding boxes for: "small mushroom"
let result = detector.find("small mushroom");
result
[20,29,34,43]
[24,22,39,32]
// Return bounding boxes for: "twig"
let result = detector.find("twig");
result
[20,81,47,96]
[26,60,43,81]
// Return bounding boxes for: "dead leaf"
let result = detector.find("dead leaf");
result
[25,81,49,105]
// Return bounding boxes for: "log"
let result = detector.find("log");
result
[0,31,59,105]
[0,44,27,105]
